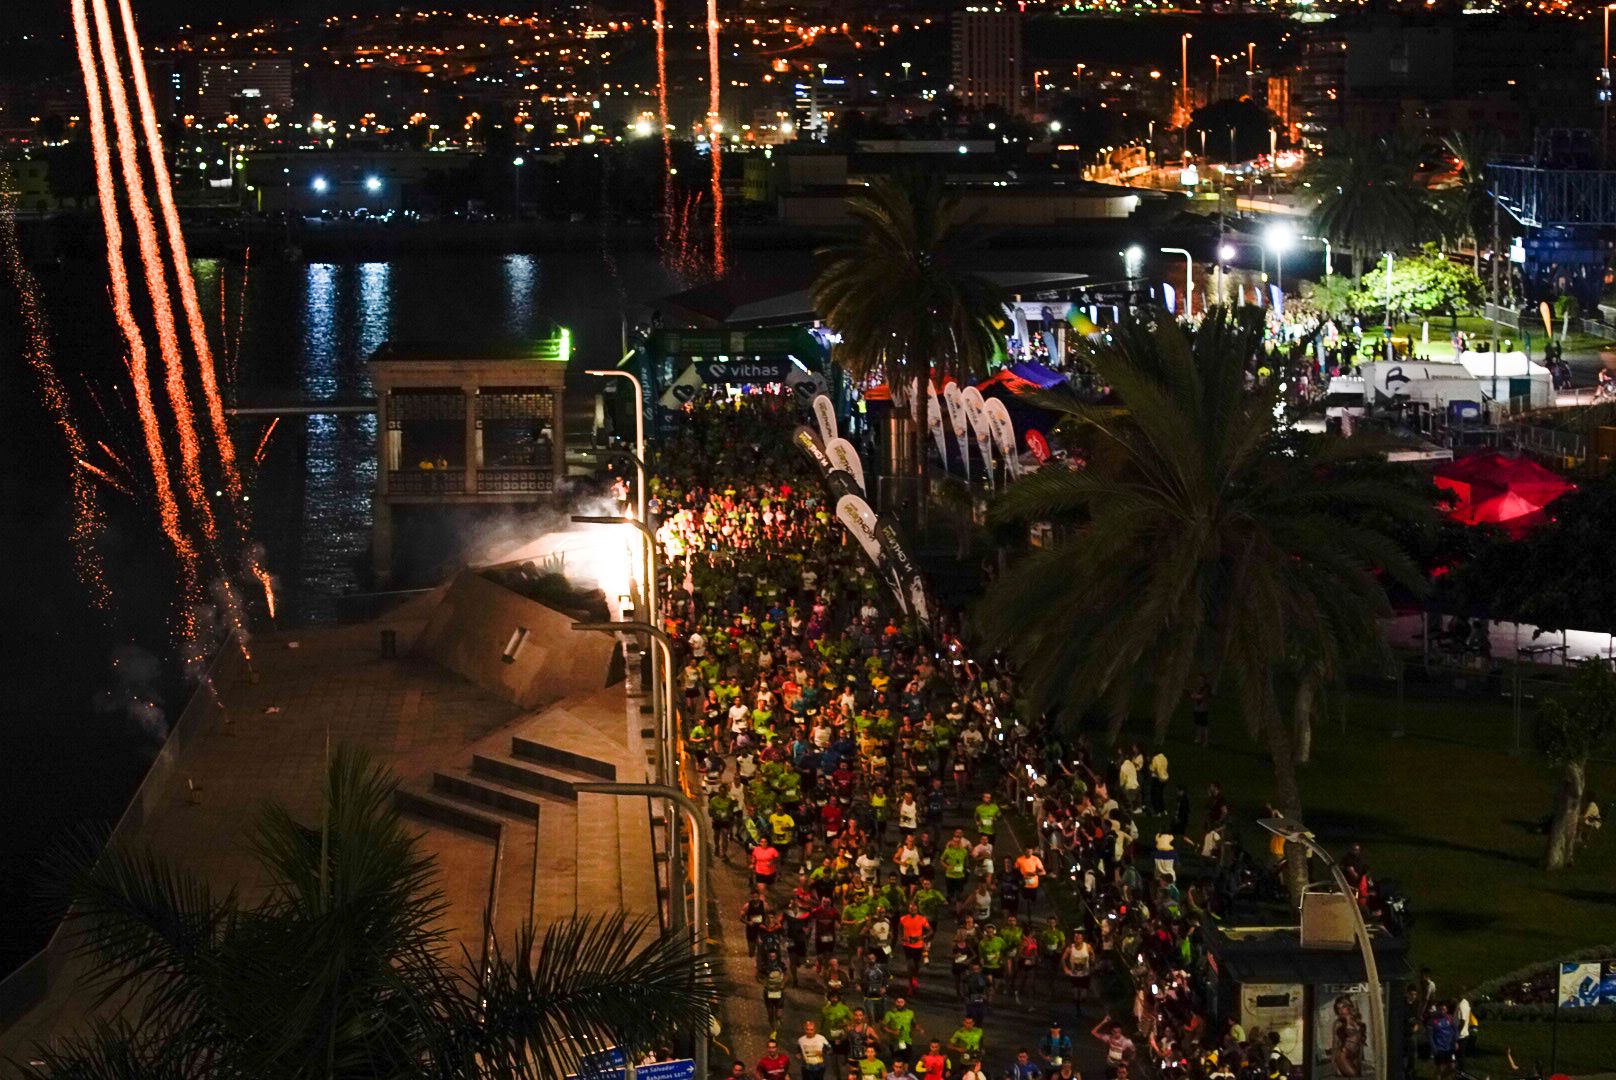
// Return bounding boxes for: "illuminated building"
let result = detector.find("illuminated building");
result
[951,7,1023,116]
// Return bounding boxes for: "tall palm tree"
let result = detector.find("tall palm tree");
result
[26,745,714,1079]
[1303,130,1435,279]
[1436,130,1499,275]
[811,173,1007,520]
[979,308,1432,894]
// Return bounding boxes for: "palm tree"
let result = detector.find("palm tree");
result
[811,173,1007,521]
[979,308,1432,895]
[1303,130,1435,279]
[1436,130,1499,275]
[27,745,715,1079]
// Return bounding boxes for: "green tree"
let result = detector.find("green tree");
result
[1436,131,1500,275]
[1294,274,1359,322]
[1302,130,1435,279]
[1354,245,1483,328]
[29,745,714,1078]
[979,308,1431,896]
[811,173,1007,521]
[1535,660,1616,870]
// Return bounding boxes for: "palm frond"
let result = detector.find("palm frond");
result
[477,914,718,1080]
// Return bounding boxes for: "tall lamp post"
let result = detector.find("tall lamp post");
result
[1160,247,1195,317]
[1383,252,1396,361]
[575,781,712,1080]
[1259,816,1388,1080]
[585,365,646,523]
[571,621,683,933]
[1180,32,1193,153]
[1264,221,1297,291]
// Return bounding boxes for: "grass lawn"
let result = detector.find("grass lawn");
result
[1123,679,1616,1075]
[1387,316,1615,362]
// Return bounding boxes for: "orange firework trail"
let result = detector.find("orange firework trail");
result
[653,0,674,260]
[706,0,726,276]
[253,565,277,620]
[77,459,136,498]
[89,0,218,548]
[232,248,251,386]
[252,417,279,467]
[0,176,110,608]
[116,0,242,503]
[70,0,192,577]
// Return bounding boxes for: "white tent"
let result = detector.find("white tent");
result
[1457,351,1554,409]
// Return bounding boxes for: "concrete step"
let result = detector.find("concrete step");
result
[394,788,504,841]
[432,769,549,821]
[575,790,625,915]
[470,753,589,801]
[510,735,617,781]
[532,799,579,925]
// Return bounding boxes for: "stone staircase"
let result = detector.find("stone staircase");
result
[395,698,659,947]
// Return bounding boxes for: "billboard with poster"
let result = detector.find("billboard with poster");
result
[1557,960,1616,1007]
[1239,983,1305,1067]
[1313,984,1377,1080]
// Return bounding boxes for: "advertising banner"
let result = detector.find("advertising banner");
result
[960,385,995,486]
[1313,984,1377,1080]
[983,397,1021,479]
[943,381,971,480]
[926,382,949,466]
[811,392,838,443]
[824,436,866,495]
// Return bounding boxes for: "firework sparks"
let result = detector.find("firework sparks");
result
[77,458,136,498]
[1,175,110,608]
[252,417,280,467]
[88,0,217,547]
[653,0,673,261]
[70,0,191,572]
[231,247,251,387]
[252,564,277,621]
[706,0,726,276]
[116,0,242,503]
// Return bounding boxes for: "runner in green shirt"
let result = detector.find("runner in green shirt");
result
[821,995,853,1044]
[948,1018,984,1059]
[913,882,947,922]
[882,996,918,1055]
[978,926,1007,993]
[973,793,1002,836]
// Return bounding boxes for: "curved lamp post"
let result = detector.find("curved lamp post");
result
[574,781,711,1080]
[1259,815,1388,1080]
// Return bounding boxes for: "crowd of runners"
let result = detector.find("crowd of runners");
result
[649,392,1382,1080]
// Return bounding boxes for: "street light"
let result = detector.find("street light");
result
[585,365,645,523]
[1259,816,1388,1080]
[364,175,382,194]
[1123,245,1144,275]
[511,156,525,213]
[570,622,684,952]
[310,175,328,194]
[574,781,712,1080]
[1264,220,1297,289]
[1160,247,1194,317]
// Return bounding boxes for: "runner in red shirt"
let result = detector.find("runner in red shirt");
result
[897,901,932,992]
[755,1040,791,1080]
[751,841,780,888]
[918,1041,948,1080]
